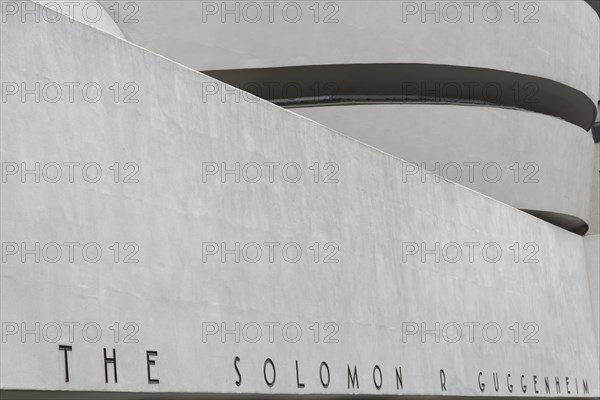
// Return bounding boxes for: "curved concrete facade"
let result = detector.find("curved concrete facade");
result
[32,0,124,39]
[584,234,600,357]
[586,0,600,16]
[2,0,600,399]
[206,64,596,130]
[2,5,600,398]
[100,0,599,128]
[292,104,595,233]
[589,124,600,235]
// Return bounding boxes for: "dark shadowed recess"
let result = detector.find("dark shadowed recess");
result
[523,210,589,236]
[203,63,597,131]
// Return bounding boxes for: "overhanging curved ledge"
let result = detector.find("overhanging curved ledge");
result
[522,210,589,235]
[586,0,600,16]
[204,63,598,131]
[291,103,594,234]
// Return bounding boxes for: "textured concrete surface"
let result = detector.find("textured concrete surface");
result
[32,0,124,38]
[1,1,599,398]
[589,144,600,235]
[584,234,600,358]
[97,0,600,111]
[292,104,595,233]
[585,0,600,16]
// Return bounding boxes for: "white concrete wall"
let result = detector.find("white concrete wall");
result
[1,2,599,398]
[584,235,600,358]
[31,0,124,38]
[589,143,600,235]
[293,104,595,233]
[99,0,599,108]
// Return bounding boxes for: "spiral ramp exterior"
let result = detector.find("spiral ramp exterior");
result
[1,1,600,398]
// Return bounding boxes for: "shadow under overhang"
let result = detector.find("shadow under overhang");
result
[203,63,598,131]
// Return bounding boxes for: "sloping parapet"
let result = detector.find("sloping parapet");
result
[1,1,599,398]
[103,0,600,130]
[292,104,595,235]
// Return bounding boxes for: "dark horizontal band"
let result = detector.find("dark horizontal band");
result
[522,210,589,235]
[204,63,598,131]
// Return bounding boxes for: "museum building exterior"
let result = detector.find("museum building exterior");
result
[1,0,600,398]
